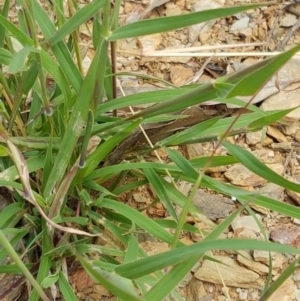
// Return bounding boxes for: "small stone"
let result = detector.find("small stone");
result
[253,250,274,264]
[292,269,300,282]
[230,17,250,32]
[267,125,287,142]
[195,256,264,289]
[188,0,224,42]
[239,290,248,300]
[270,224,300,247]
[295,289,300,301]
[295,129,300,142]
[225,163,284,187]
[133,192,148,203]
[261,85,300,122]
[138,34,162,52]
[193,190,235,221]
[170,65,194,86]
[268,278,296,301]
[246,131,263,146]
[283,122,298,136]
[237,251,272,276]
[165,3,182,16]
[281,14,298,27]
[231,215,262,233]
[271,142,292,152]
[258,183,285,202]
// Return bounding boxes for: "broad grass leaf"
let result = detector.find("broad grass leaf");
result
[239,194,300,220]
[83,161,180,182]
[226,44,300,98]
[0,0,10,47]
[41,271,59,288]
[166,148,198,179]
[159,117,221,146]
[248,108,297,130]
[58,272,80,301]
[0,203,24,228]
[0,229,29,263]
[101,199,184,246]
[124,234,139,263]
[0,15,33,46]
[8,45,38,74]
[190,155,239,168]
[96,86,193,115]
[115,239,300,279]
[109,4,266,40]
[0,145,9,157]
[0,48,12,65]
[222,141,300,193]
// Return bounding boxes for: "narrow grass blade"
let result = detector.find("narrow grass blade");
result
[101,199,183,246]
[48,0,105,46]
[0,48,13,65]
[58,272,79,301]
[158,116,221,146]
[83,119,141,178]
[109,4,265,40]
[0,15,33,45]
[0,229,50,301]
[143,168,178,221]
[259,256,300,301]
[43,39,108,199]
[226,44,300,98]
[77,253,145,301]
[223,141,300,193]
[167,148,198,179]
[31,0,82,93]
[248,108,296,130]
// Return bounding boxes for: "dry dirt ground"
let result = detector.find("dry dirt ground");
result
[4,0,300,300]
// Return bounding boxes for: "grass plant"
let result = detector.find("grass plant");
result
[0,1,299,300]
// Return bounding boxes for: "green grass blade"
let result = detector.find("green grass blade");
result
[48,0,105,46]
[227,44,300,98]
[31,0,82,93]
[143,168,178,222]
[0,0,10,47]
[0,229,50,301]
[167,148,198,179]
[109,4,265,40]
[0,48,13,65]
[77,253,144,301]
[83,120,141,177]
[116,239,300,279]
[223,141,300,193]
[58,272,80,301]
[101,199,183,246]
[259,257,300,301]
[0,14,33,45]
[43,39,109,200]
[158,116,221,146]
[248,108,296,130]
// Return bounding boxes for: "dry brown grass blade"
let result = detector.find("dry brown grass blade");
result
[5,137,99,237]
